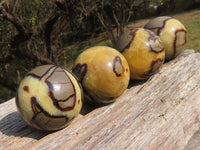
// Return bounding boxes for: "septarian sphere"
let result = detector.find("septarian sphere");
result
[72,46,130,104]
[144,16,187,61]
[115,28,165,80]
[16,65,82,131]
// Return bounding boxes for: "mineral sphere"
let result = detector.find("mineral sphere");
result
[16,65,82,131]
[144,16,187,61]
[115,28,165,80]
[72,46,130,104]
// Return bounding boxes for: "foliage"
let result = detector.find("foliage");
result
[0,0,198,102]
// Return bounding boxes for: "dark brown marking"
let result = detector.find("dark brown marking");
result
[121,29,138,53]
[149,59,163,75]
[126,68,129,72]
[28,65,55,80]
[157,17,173,35]
[31,96,69,130]
[44,67,58,92]
[145,17,173,36]
[31,96,37,103]
[45,67,77,112]
[31,96,41,116]
[49,91,76,111]
[113,56,124,77]
[173,29,187,57]
[135,59,163,80]
[78,99,80,104]
[50,93,75,103]
[72,64,87,82]
[147,30,164,53]
[23,86,29,93]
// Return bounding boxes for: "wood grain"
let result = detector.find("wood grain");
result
[1,50,200,150]
[184,129,200,150]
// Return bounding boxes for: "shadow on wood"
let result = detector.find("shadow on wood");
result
[0,112,49,140]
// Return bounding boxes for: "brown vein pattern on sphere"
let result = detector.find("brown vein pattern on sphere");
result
[144,16,187,61]
[149,59,163,75]
[31,96,69,130]
[144,17,173,36]
[28,66,77,112]
[173,29,187,57]
[113,56,124,77]
[27,65,55,79]
[115,29,138,53]
[16,65,83,131]
[147,30,165,53]
[121,30,137,53]
[72,64,87,82]
[45,67,76,111]
[72,46,130,104]
[115,28,165,80]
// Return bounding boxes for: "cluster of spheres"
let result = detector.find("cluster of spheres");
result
[16,16,186,131]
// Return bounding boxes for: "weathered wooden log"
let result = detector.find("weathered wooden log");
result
[184,129,200,150]
[1,49,200,150]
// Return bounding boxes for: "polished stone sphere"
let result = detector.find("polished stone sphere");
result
[16,65,82,131]
[115,28,165,80]
[72,46,130,104]
[144,16,187,61]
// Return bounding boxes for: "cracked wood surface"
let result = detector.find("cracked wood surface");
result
[1,50,200,150]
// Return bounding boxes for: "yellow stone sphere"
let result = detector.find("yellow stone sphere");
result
[115,28,165,80]
[72,46,130,104]
[144,16,187,61]
[16,65,82,131]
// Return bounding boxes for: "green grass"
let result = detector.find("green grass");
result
[182,13,200,52]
